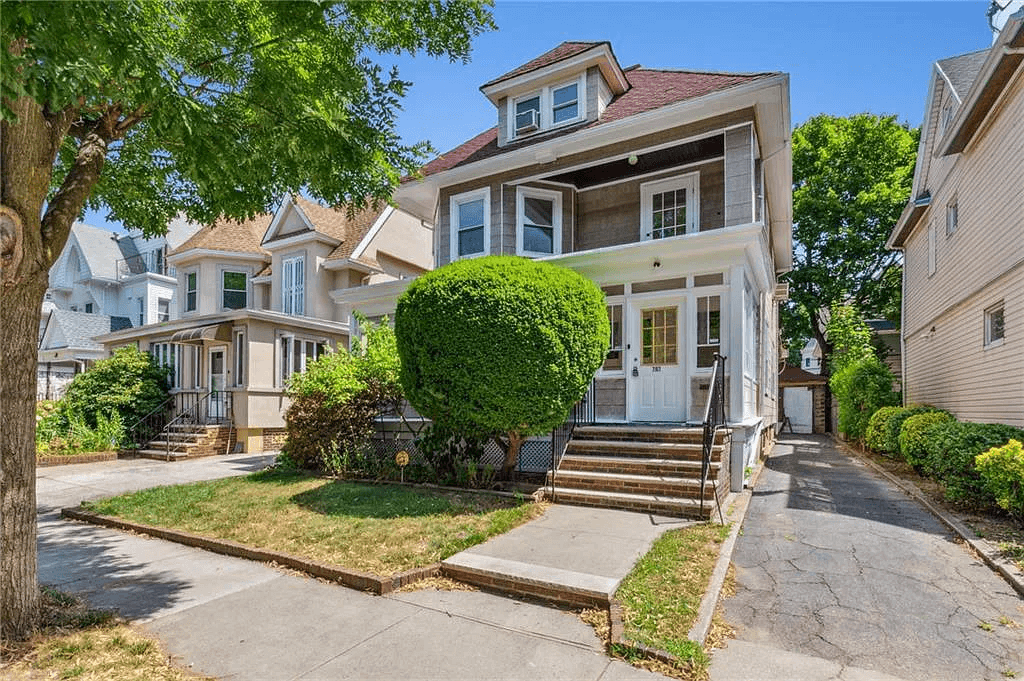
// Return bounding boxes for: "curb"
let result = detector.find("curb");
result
[831,436,1024,599]
[60,506,439,594]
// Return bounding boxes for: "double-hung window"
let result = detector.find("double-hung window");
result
[282,256,305,315]
[985,302,1005,347]
[603,303,623,372]
[450,188,489,261]
[279,335,327,385]
[185,271,197,312]
[697,295,722,368]
[514,93,541,136]
[222,271,247,309]
[551,81,579,124]
[157,298,170,322]
[946,199,958,237]
[509,76,585,139]
[641,173,699,240]
[516,186,561,256]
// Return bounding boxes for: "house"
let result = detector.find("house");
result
[95,195,431,455]
[779,364,828,434]
[887,9,1024,428]
[800,338,823,374]
[37,220,200,399]
[392,41,792,502]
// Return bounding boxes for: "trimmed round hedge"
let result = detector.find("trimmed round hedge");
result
[866,405,941,456]
[394,256,609,439]
[899,410,954,469]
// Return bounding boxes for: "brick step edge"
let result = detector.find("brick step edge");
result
[37,451,119,467]
[441,562,610,610]
[548,488,712,518]
[59,506,439,594]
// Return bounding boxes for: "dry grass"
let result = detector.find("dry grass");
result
[1,588,208,681]
[84,471,544,576]
[394,576,479,593]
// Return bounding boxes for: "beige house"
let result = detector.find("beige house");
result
[888,10,1024,427]
[97,195,431,454]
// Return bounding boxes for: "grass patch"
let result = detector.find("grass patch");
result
[83,470,544,576]
[614,522,732,678]
[1,587,207,680]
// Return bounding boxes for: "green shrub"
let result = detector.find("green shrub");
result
[865,406,903,453]
[414,422,487,485]
[830,355,900,442]
[976,440,1024,519]
[898,411,955,469]
[395,256,608,478]
[61,346,169,429]
[923,421,1024,507]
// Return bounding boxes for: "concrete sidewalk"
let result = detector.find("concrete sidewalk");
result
[711,435,1024,681]
[39,455,663,680]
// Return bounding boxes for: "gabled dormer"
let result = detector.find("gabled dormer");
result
[481,41,629,147]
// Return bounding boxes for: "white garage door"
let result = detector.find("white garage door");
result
[783,387,813,434]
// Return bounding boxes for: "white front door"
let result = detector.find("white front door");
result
[208,347,226,421]
[628,297,686,422]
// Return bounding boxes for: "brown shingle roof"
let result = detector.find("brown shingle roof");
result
[418,67,776,178]
[170,213,271,256]
[287,196,385,262]
[779,365,828,386]
[481,41,605,89]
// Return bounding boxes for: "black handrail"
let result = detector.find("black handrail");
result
[701,354,727,523]
[549,377,597,500]
[126,393,177,450]
[137,390,232,458]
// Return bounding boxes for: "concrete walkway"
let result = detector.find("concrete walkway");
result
[38,455,662,680]
[711,435,1024,681]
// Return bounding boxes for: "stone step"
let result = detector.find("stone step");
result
[565,438,725,460]
[547,487,712,519]
[558,454,716,477]
[165,424,211,434]
[547,469,716,499]
[135,449,190,461]
[145,440,200,452]
[573,424,729,445]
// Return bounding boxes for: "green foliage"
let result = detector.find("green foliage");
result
[780,114,918,368]
[60,346,169,431]
[830,355,899,442]
[865,406,904,454]
[395,256,608,471]
[976,440,1024,519]
[922,421,1024,507]
[826,305,875,374]
[898,411,955,469]
[283,318,402,474]
[414,423,487,485]
[1,1,496,231]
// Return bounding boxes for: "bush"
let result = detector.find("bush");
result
[415,423,487,485]
[283,317,402,474]
[865,406,903,453]
[923,421,1024,507]
[830,355,900,442]
[976,440,1024,519]
[61,346,169,429]
[898,411,955,469]
[396,256,608,478]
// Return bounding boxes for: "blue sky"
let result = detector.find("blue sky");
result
[85,1,992,232]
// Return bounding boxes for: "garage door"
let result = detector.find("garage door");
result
[783,387,813,433]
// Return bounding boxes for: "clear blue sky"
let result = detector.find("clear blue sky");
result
[85,1,992,232]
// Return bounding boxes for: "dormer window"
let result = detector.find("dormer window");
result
[508,75,586,140]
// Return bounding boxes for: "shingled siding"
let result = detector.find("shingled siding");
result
[724,125,754,226]
[436,109,755,267]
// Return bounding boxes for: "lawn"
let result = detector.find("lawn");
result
[83,470,544,576]
[614,522,732,677]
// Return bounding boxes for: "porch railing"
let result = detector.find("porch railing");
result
[549,377,597,499]
[701,353,727,524]
[125,390,232,456]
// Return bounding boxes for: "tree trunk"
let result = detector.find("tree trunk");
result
[500,432,524,481]
[811,323,835,433]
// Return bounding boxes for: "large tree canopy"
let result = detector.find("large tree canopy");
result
[0,0,493,641]
[781,113,918,381]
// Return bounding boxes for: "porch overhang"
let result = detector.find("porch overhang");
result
[170,323,231,345]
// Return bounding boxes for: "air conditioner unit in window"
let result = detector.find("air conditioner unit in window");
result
[515,109,539,134]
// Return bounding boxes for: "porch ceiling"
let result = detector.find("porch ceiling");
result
[543,135,724,189]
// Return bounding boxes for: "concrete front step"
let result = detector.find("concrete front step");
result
[573,424,728,445]
[145,440,201,452]
[559,453,717,477]
[566,438,725,460]
[135,449,191,461]
[547,469,716,499]
[548,486,712,519]
[441,552,617,609]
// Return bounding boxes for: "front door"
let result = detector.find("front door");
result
[208,347,226,421]
[628,297,686,422]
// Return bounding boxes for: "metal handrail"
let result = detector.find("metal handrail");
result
[549,377,597,500]
[126,393,177,450]
[701,354,727,524]
[154,390,233,458]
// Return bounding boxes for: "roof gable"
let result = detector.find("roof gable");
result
[43,310,133,351]
[171,213,272,257]
[936,49,989,102]
[482,42,605,89]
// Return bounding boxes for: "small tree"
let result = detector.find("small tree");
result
[395,256,608,479]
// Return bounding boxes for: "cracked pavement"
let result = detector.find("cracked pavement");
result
[712,435,1024,681]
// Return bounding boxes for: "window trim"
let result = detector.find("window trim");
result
[277,333,329,387]
[515,185,562,257]
[157,298,171,323]
[281,254,305,316]
[232,327,245,387]
[639,172,700,241]
[449,187,491,262]
[945,197,958,238]
[185,270,198,313]
[507,74,586,140]
[512,89,542,137]
[221,268,249,310]
[984,301,1005,349]
[150,342,183,389]
[599,298,625,376]
[695,293,723,372]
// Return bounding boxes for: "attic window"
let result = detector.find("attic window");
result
[514,94,541,135]
[552,82,579,123]
[509,75,585,139]
[939,102,954,137]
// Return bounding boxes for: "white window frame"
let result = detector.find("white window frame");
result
[157,298,170,322]
[599,299,625,376]
[516,186,562,257]
[984,302,1005,348]
[281,255,305,316]
[640,172,700,241]
[221,268,248,310]
[233,327,245,387]
[150,342,183,389]
[277,333,328,387]
[138,297,145,326]
[695,293,723,371]
[192,345,202,388]
[507,74,586,140]
[945,198,958,238]
[449,187,491,262]
[185,270,198,313]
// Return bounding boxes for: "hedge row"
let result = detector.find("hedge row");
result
[865,405,1024,515]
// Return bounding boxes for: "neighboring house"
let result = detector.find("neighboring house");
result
[866,318,901,378]
[800,338,823,375]
[779,364,828,434]
[96,195,431,454]
[37,220,200,399]
[393,41,792,487]
[887,10,1024,427]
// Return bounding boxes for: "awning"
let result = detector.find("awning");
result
[170,324,230,345]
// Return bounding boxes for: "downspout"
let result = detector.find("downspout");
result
[499,183,504,255]
[900,249,908,405]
